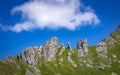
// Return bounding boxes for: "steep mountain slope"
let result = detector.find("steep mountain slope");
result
[0,25,120,75]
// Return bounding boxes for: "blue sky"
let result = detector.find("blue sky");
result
[0,0,120,59]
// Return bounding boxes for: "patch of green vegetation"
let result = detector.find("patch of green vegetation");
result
[108,44,120,59]
[71,49,79,63]
[0,57,34,75]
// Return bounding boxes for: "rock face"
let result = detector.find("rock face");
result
[18,37,58,64]
[41,37,58,61]
[18,47,37,66]
[35,46,44,58]
[96,42,108,60]
[77,39,88,57]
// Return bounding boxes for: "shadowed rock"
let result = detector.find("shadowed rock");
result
[77,39,88,57]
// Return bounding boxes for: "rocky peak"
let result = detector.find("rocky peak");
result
[17,37,58,65]
[77,39,88,57]
[41,37,58,61]
[18,47,37,66]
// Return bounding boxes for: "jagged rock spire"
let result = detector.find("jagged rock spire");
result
[41,37,58,61]
[77,39,88,57]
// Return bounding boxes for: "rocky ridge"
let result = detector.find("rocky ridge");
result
[103,25,120,47]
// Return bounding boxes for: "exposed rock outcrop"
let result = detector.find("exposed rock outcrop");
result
[59,42,65,56]
[96,42,107,52]
[41,37,58,61]
[34,46,43,58]
[18,37,58,64]
[25,69,34,75]
[25,68,40,75]
[96,42,108,60]
[67,52,77,67]
[18,47,37,66]
[58,43,65,63]
[79,58,93,68]
[77,39,88,57]
[111,72,118,75]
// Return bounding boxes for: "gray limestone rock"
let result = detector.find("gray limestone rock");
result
[96,42,108,60]
[77,39,88,57]
[96,66,105,70]
[41,37,58,61]
[25,69,34,75]
[96,42,107,52]
[34,45,43,58]
[19,47,37,66]
[33,67,41,75]
[67,52,77,67]
[111,72,117,75]
[59,42,65,56]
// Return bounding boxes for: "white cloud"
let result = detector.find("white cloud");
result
[2,0,100,32]
[11,22,35,32]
